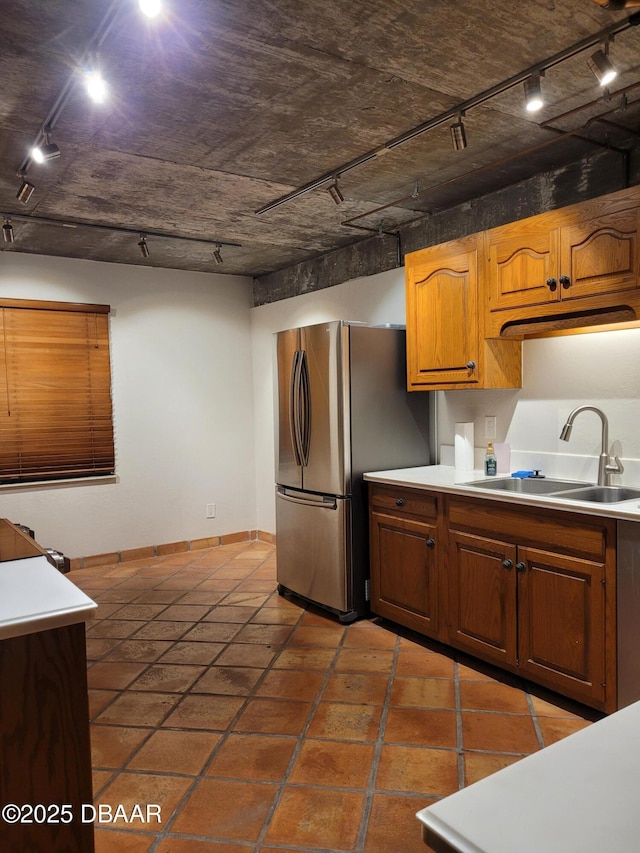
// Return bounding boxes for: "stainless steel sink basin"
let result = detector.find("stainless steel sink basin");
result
[465,477,588,494]
[558,486,640,503]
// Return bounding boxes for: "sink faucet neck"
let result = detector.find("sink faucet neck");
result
[560,405,623,487]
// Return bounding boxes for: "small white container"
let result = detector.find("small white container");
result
[454,422,475,474]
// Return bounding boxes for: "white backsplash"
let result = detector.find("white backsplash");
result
[440,444,640,486]
[438,325,640,487]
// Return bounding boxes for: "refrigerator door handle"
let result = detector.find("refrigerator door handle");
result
[299,349,311,466]
[289,350,303,468]
[277,490,337,510]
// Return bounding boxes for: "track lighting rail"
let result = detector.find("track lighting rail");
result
[0,212,241,250]
[17,0,122,179]
[255,13,640,217]
[339,85,639,235]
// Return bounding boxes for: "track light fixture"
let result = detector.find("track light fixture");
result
[450,116,468,151]
[84,67,108,104]
[138,234,150,258]
[2,218,14,243]
[588,47,618,87]
[524,74,544,112]
[213,244,224,264]
[327,181,345,205]
[139,0,163,18]
[16,176,35,204]
[31,133,61,164]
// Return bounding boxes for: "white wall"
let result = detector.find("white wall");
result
[2,251,638,555]
[0,253,255,558]
[251,268,409,534]
[251,270,640,532]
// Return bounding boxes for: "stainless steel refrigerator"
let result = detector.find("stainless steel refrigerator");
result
[275,320,435,622]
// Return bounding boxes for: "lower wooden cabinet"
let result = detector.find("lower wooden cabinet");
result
[369,485,440,637]
[449,531,607,708]
[369,484,617,712]
[448,531,517,668]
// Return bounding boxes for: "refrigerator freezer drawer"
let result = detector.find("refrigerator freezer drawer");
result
[275,488,352,615]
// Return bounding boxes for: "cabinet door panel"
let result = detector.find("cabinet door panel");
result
[488,223,559,311]
[517,546,605,705]
[406,242,479,387]
[449,531,517,667]
[370,511,438,636]
[561,206,640,300]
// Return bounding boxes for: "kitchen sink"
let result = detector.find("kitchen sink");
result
[558,486,640,503]
[465,477,588,494]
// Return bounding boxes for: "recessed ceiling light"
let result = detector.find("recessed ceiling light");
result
[213,245,224,264]
[3,218,14,243]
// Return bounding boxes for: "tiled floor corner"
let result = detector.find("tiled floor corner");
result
[68,541,598,853]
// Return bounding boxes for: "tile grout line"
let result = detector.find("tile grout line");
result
[354,627,402,852]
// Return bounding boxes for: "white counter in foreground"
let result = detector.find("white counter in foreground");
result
[364,464,640,521]
[416,699,640,853]
[0,555,96,641]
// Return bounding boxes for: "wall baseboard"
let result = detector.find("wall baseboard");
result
[68,529,276,571]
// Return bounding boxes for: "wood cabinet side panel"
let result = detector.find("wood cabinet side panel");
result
[0,623,94,852]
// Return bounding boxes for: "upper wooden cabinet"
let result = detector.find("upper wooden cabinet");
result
[486,185,640,336]
[405,234,522,391]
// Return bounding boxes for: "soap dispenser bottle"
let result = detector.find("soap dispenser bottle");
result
[485,442,497,476]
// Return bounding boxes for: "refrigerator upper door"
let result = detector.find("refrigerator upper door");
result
[276,327,303,489]
[300,321,348,496]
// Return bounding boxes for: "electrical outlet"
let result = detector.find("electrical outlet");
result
[485,416,497,439]
[206,503,216,518]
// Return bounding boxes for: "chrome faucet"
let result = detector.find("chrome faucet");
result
[559,405,624,487]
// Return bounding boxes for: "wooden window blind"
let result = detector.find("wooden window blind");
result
[0,298,115,484]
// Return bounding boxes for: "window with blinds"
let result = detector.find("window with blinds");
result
[0,298,115,484]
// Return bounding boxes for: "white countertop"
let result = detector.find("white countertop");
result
[0,555,97,641]
[415,699,640,853]
[364,465,640,521]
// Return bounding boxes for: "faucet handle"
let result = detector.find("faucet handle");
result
[606,456,624,476]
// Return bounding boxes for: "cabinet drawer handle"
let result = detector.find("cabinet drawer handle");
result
[546,277,557,292]
[516,561,527,572]
[559,275,571,289]
[502,559,513,570]
[395,498,405,507]
[466,361,476,370]
[426,538,435,548]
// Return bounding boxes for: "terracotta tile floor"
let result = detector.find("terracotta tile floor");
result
[69,540,599,853]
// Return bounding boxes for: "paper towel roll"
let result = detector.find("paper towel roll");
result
[454,422,475,474]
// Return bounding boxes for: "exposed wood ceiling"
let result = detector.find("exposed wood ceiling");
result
[1,0,639,282]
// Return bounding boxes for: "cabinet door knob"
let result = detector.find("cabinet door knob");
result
[426,538,435,548]
[466,361,476,370]
[516,561,527,572]
[395,498,405,507]
[559,275,571,289]
[502,559,513,569]
[546,277,557,292]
